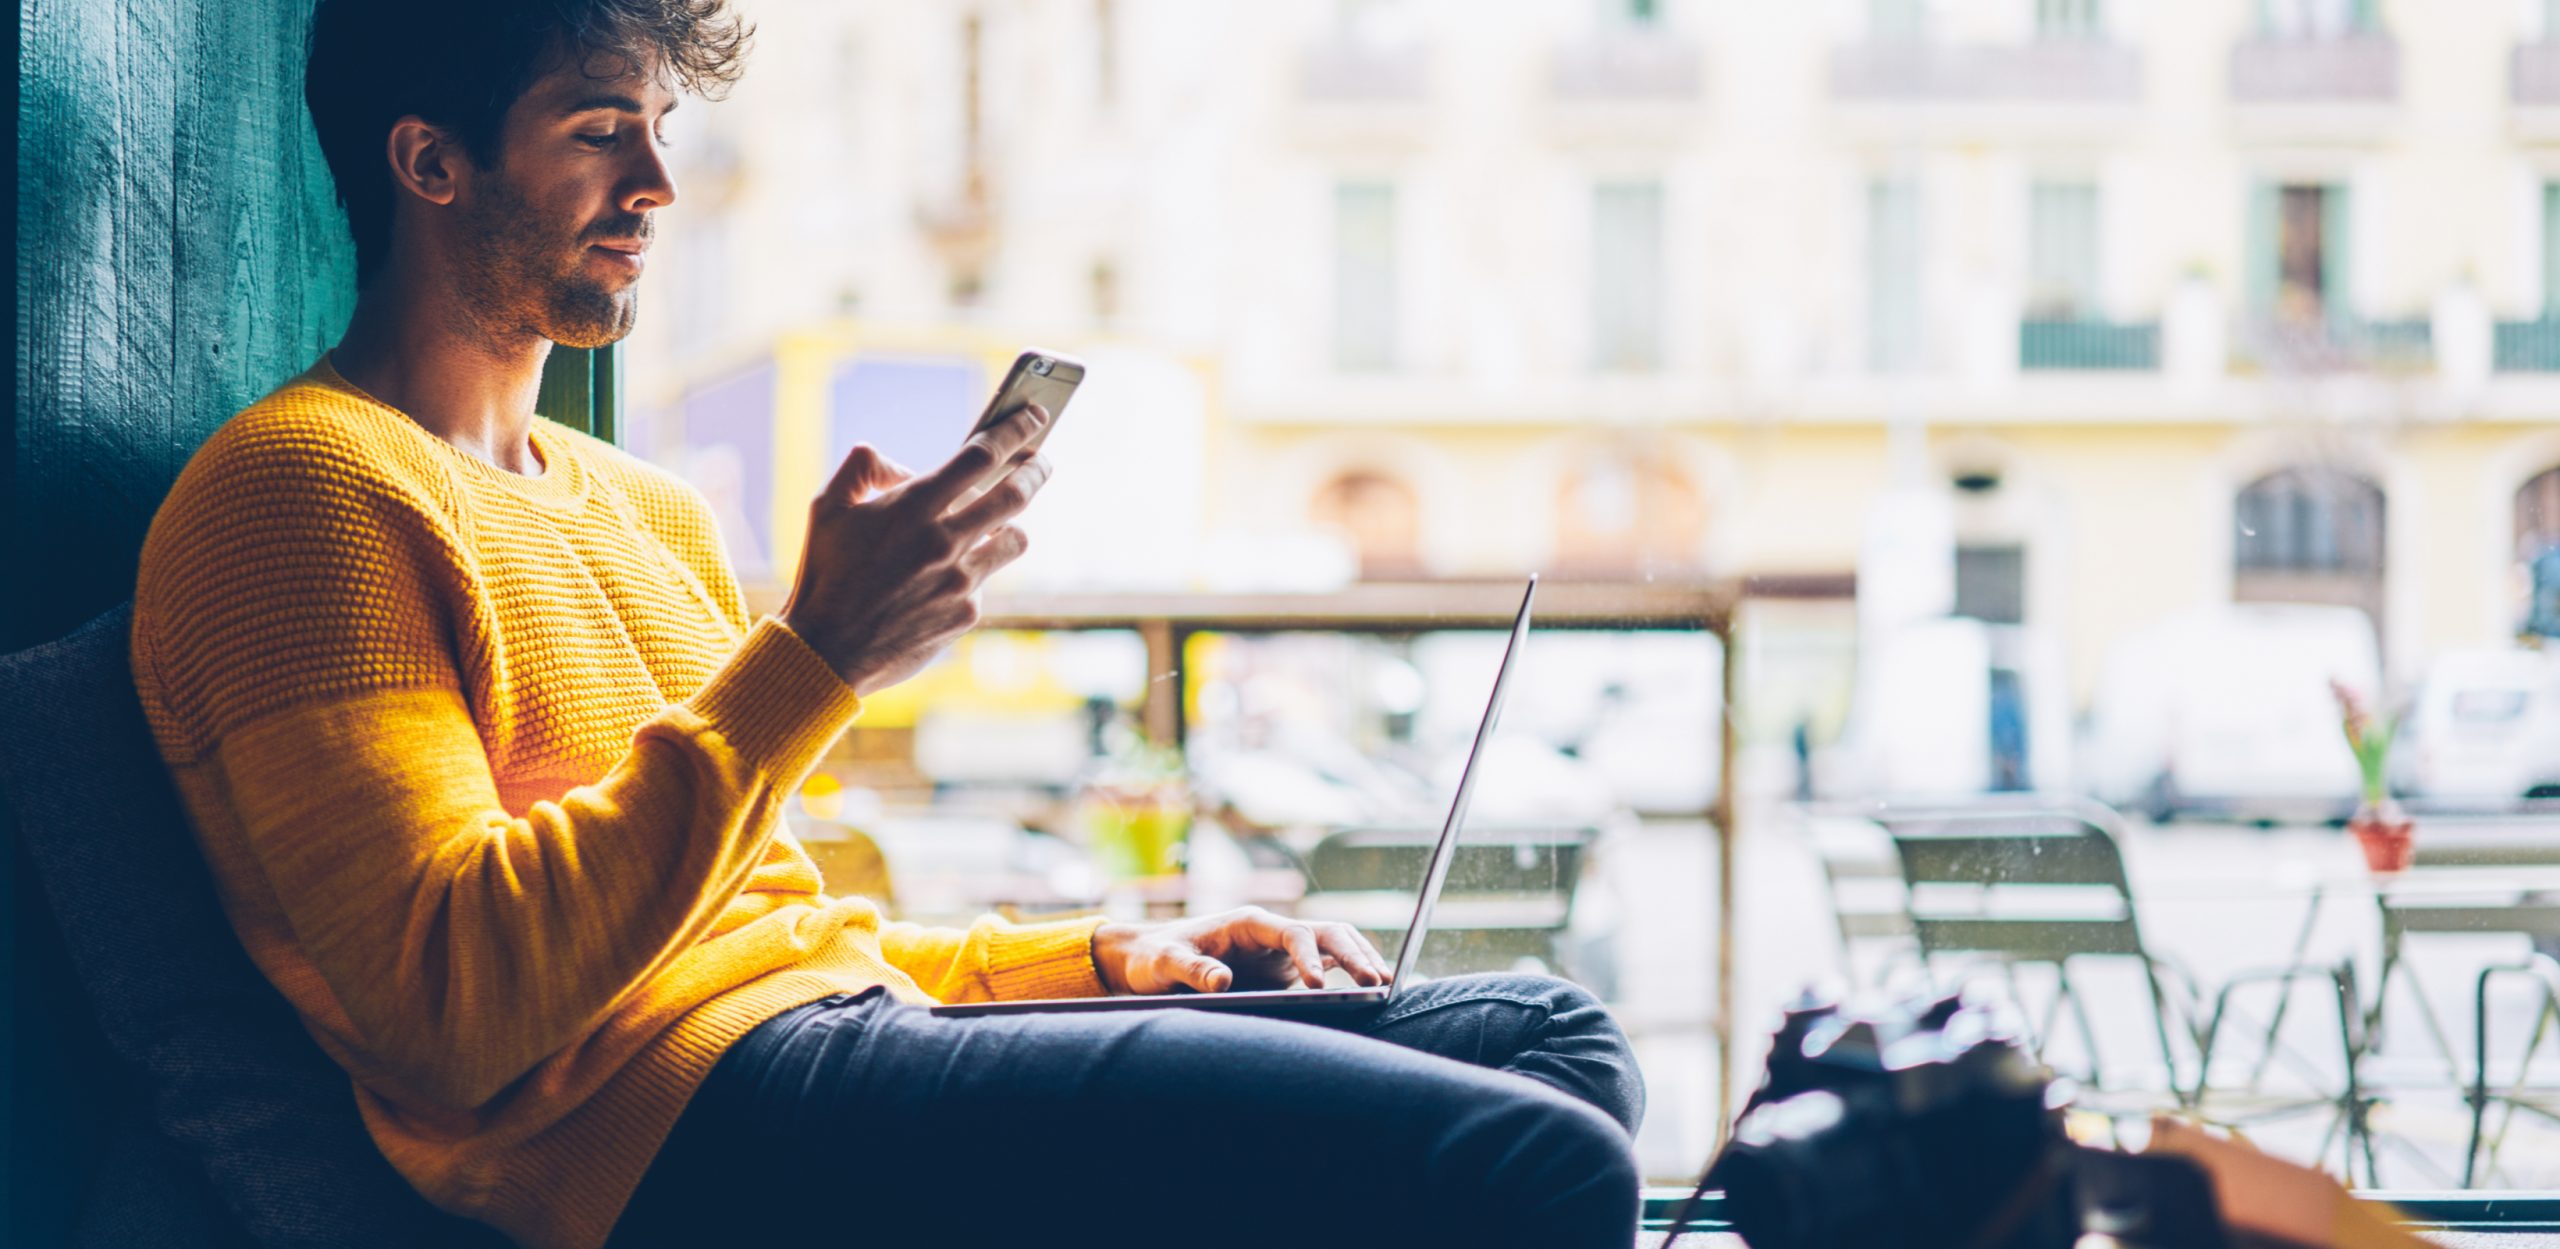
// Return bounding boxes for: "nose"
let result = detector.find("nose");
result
[620,140,677,214]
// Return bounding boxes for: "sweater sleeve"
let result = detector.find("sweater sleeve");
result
[135,440,863,1112]
[878,914,1111,1004]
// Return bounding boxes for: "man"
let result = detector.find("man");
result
[130,3,1644,1246]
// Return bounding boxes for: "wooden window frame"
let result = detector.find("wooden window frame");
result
[534,343,623,444]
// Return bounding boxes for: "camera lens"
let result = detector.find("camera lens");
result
[1031,357,1054,376]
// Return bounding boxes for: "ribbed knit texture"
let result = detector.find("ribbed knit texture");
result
[130,356,1109,1249]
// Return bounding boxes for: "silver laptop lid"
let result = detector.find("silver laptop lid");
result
[1382,575,1539,995]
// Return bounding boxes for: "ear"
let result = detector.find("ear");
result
[384,115,465,208]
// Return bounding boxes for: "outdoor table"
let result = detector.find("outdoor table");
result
[2130,835,2560,1186]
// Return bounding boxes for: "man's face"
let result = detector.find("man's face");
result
[450,53,680,349]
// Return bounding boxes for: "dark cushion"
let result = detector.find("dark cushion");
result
[0,603,511,1249]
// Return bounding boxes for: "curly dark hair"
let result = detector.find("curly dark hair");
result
[305,0,752,287]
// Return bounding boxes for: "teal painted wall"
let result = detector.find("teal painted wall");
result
[12,2,353,1238]
[12,0,359,654]
[7,3,616,1233]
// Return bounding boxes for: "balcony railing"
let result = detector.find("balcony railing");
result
[1300,38,1429,103]
[1552,33,1703,101]
[1829,40,2140,103]
[2239,315,2433,372]
[2517,43,2560,105]
[2229,35,2398,103]
[2495,318,2560,371]
[2019,319,2161,371]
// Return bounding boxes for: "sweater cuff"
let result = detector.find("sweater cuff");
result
[679,616,863,786]
[984,916,1112,1001]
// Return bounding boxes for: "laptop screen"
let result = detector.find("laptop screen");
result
[1383,575,1539,991]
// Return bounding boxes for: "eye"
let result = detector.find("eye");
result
[576,132,617,150]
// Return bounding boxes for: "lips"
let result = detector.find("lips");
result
[588,243,646,274]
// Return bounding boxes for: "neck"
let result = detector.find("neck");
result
[329,258,554,477]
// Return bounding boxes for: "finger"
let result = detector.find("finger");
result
[957,524,1031,580]
[1278,923,1326,989]
[1170,951,1231,994]
[942,453,1053,537]
[1317,924,1387,986]
[1352,928,1392,981]
[912,403,1049,513]
[818,443,906,505]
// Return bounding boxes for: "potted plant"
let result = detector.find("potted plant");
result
[2329,679,2412,875]
[1075,737,1194,882]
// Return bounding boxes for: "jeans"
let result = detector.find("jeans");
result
[608,973,1645,1249]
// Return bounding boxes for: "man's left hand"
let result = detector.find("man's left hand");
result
[1089,907,1391,996]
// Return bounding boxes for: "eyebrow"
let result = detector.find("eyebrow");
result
[558,93,677,118]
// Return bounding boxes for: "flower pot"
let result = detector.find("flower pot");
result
[1079,784,1192,881]
[2348,801,2414,876]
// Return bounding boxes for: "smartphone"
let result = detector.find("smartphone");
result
[943,349,1083,510]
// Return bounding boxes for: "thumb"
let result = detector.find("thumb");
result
[820,443,906,503]
[1175,952,1231,993]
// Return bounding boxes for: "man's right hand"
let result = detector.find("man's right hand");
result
[777,405,1052,697]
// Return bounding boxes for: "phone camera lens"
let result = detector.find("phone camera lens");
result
[1030,357,1054,376]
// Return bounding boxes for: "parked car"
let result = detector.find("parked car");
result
[2393,647,2560,807]
[2085,604,2382,822]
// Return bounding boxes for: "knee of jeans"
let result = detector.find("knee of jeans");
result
[1519,1094,1641,1195]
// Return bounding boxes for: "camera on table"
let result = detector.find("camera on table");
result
[1683,990,2243,1249]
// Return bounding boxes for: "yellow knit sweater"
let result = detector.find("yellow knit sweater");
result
[130,356,1108,1249]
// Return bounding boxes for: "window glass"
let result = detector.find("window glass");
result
[614,1,2560,1199]
[2027,181,2100,320]
[1867,177,1924,372]
[2035,0,2105,41]
[1334,182,1399,373]
[2544,182,2560,317]
[1593,181,1666,372]
[1870,0,1926,41]
[2262,0,2378,38]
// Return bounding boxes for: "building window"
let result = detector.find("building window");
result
[2519,465,2560,564]
[960,14,986,173]
[1311,470,1424,579]
[1593,181,1666,373]
[1333,182,1399,373]
[2233,467,2387,633]
[1867,177,1925,373]
[1870,0,1926,41]
[1094,0,1119,108]
[2521,466,2560,637]
[2246,181,2351,326]
[2260,0,2379,38]
[2543,182,2560,317]
[2027,181,2100,320]
[2035,0,2105,41]
[1554,448,1707,579]
[1089,257,1121,326]
[1955,544,2028,626]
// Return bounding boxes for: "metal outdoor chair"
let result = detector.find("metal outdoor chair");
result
[2467,951,2560,1186]
[1880,805,2193,1113]
[1294,823,1597,979]
[2368,835,2560,1186]
[1878,801,2355,1140]
[1802,811,1918,992]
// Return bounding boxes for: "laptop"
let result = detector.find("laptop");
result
[929,575,1539,1020]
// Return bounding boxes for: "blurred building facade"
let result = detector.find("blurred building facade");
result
[622,0,2560,772]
